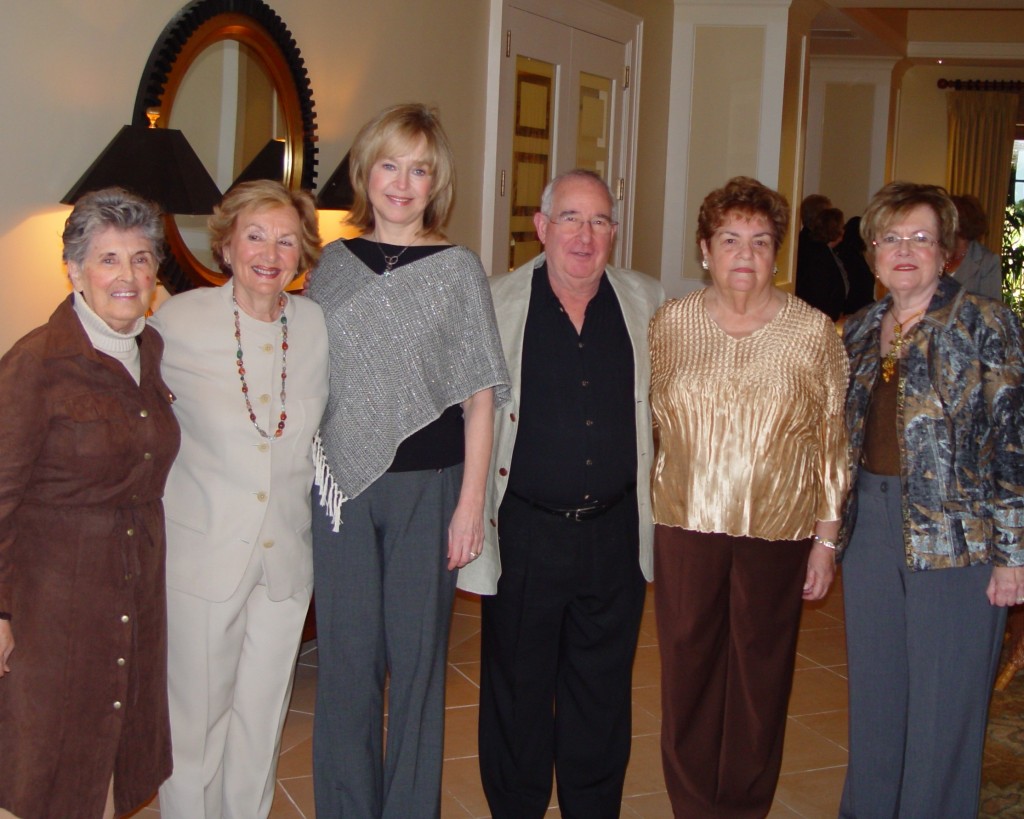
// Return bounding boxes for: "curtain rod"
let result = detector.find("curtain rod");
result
[937,78,1024,92]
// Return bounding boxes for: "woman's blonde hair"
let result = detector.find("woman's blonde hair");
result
[345,103,455,237]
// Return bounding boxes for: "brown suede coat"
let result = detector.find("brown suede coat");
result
[0,296,180,819]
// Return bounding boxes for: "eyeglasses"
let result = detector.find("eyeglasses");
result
[872,233,938,251]
[545,213,618,235]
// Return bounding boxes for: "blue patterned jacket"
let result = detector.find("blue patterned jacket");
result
[840,275,1024,570]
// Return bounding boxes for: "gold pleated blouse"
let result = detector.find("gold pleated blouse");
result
[649,290,849,541]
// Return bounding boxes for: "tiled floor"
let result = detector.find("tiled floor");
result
[138,577,851,818]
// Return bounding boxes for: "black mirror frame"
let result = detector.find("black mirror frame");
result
[133,0,317,293]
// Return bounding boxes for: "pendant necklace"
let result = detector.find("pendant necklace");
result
[881,308,924,383]
[233,293,288,439]
[374,233,414,275]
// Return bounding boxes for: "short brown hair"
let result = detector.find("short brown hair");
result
[345,103,455,237]
[951,194,988,241]
[696,176,790,255]
[209,180,322,276]
[860,181,957,255]
[800,194,831,229]
[809,207,844,244]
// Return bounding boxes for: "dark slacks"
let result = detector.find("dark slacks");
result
[654,526,811,819]
[311,466,461,819]
[839,470,1006,819]
[478,491,646,819]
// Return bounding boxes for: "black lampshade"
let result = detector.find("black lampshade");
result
[226,138,288,194]
[62,124,222,215]
[316,152,355,210]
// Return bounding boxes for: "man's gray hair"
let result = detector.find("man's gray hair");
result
[539,169,618,222]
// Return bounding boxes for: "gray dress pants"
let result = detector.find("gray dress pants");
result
[840,470,1006,819]
[311,466,461,819]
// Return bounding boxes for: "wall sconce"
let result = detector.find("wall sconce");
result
[61,109,221,214]
[315,152,355,210]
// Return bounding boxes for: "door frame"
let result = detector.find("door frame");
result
[481,0,643,275]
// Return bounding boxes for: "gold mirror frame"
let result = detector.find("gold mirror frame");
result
[133,0,317,292]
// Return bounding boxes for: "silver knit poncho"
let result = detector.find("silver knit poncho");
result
[309,240,510,528]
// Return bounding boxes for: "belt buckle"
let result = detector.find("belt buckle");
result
[568,504,601,522]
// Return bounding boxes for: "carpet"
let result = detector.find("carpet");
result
[980,645,1024,818]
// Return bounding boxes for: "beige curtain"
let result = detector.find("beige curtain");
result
[946,90,1018,255]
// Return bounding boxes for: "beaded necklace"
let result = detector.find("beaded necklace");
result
[233,293,288,439]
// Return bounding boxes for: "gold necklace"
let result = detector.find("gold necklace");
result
[881,308,924,383]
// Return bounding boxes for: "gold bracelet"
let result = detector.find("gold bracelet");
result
[812,534,837,550]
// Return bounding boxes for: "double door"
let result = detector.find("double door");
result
[493,5,633,273]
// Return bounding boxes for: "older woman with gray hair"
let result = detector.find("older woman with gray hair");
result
[0,188,180,819]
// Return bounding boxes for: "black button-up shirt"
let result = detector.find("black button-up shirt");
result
[507,265,636,506]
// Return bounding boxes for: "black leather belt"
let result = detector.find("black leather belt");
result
[506,483,636,523]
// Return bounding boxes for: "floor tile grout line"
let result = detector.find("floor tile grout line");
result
[449,663,480,689]
[278,778,309,819]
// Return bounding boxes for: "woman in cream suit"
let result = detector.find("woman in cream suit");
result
[149,181,328,819]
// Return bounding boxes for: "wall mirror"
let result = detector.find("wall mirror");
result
[134,0,317,292]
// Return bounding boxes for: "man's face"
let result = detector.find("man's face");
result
[533,176,617,291]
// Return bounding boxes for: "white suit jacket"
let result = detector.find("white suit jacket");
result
[457,253,666,595]
[150,283,329,602]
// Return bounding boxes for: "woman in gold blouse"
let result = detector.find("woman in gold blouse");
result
[649,176,849,818]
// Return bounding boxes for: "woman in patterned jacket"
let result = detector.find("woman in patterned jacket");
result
[839,181,1024,818]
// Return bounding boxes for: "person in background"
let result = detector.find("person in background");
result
[150,180,328,819]
[799,193,832,234]
[796,205,847,320]
[0,188,179,819]
[307,103,509,819]
[465,169,665,818]
[838,215,876,314]
[649,176,848,818]
[946,193,1002,300]
[840,181,1024,818]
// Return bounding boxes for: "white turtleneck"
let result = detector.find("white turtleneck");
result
[72,292,145,385]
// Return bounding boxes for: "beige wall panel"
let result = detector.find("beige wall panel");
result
[820,82,875,219]
[684,25,765,266]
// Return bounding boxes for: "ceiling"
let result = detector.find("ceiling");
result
[811,2,1024,60]
[826,1,1022,7]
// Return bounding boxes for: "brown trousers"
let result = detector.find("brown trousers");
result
[654,526,810,819]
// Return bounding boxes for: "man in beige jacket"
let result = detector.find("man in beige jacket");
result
[459,170,664,818]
